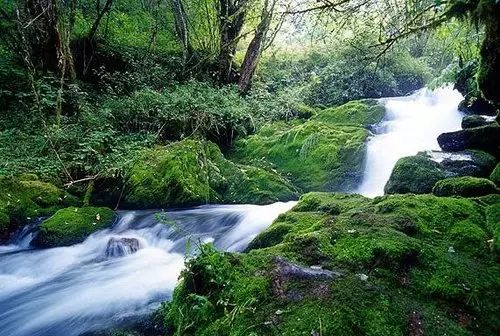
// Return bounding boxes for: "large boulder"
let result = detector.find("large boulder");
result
[106,139,299,209]
[161,193,500,335]
[33,207,115,248]
[0,176,78,242]
[385,151,497,195]
[458,96,497,116]
[384,155,448,194]
[432,176,498,197]
[437,124,500,158]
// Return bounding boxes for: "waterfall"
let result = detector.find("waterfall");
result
[357,87,464,197]
[0,201,296,336]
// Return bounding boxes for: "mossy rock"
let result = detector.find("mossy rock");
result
[384,154,448,194]
[433,176,499,197]
[120,139,298,209]
[490,163,500,186]
[33,207,115,248]
[437,124,500,158]
[232,120,369,192]
[461,115,497,129]
[314,99,385,127]
[0,176,79,242]
[161,193,499,335]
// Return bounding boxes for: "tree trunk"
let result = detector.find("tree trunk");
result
[171,0,192,62]
[217,0,248,85]
[238,0,275,94]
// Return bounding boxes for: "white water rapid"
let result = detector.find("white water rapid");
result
[0,202,296,336]
[357,87,464,197]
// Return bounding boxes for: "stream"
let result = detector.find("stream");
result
[0,202,296,336]
[357,86,464,197]
[0,87,466,336]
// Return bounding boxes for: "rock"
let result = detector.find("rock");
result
[233,120,369,192]
[461,115,497,129]
[490,163,500,186]
[384,155,448,194]
[458,96,497,116]
[95,139,299,209]
[429,150,497,177]
[437,124,500,158]
[33,207,115,248]
[105,237,141,258]
[314,99,385,127]
[433,176,498,197]
[0,176,79,243]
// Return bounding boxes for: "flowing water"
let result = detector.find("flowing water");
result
[0,202,296,336]
[357,87,464,197]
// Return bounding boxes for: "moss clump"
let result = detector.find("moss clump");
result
[232,120,369,192]
[121,139,298,209]
[433,176,498,197]
[385,154,448,194]
[33,207,115,247]
[0,176,78,242]
[490,163,500,186]
[314,99,385,127]
[160,193,499,335]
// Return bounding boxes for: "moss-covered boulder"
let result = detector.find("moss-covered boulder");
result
[433,176,498,197]
[118,139,298,209]
[384,154,448,194]
[438,149,497,177]
[233,121,369,192]
[490,163,500,186]
[160,193,500,335]
[314,99,385,127]
[437,124,500,158]
[0,176,78,242]
[33,207,115,247]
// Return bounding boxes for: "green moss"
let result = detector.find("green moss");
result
[314,99,385,127]
[123,139,298,208]
[34,206,115,247]
[0,176,79,242]
[433,176,498,197]
[161,193,499,335]
[232,120,369,192]
[385,154,448,194]
[490,163,500,186]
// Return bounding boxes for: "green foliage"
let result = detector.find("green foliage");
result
[258,45,432,108]
[0,176,78,241]
[433,176,499,197]
[314,99,385,127]
[33,206,115,248]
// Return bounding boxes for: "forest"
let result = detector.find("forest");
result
[0,0,499,335]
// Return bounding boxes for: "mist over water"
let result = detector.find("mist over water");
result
[357,87,464,197]
[0,202,296,336]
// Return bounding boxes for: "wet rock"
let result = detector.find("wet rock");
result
[105,237,141,258]
[458,96,497,116]
[462,115,497,129]
[272,257,343,301]
[433,177,498,197]
[437,125,500,158]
